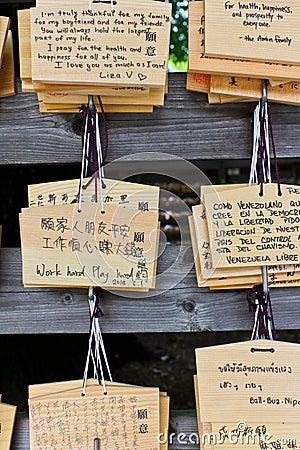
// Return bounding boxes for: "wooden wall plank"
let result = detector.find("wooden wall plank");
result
[1,75,300,164]
[11,411,198,450]
[1,247,300,333]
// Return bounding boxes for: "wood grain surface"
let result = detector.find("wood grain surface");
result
[1,75,300,164]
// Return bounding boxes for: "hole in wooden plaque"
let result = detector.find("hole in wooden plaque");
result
[251,347,275,353]
[92,0,117,4]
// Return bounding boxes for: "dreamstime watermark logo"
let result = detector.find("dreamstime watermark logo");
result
[158,422,296,447]
[72,152,222,298]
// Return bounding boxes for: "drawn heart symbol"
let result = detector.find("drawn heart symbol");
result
[138,73,148,81]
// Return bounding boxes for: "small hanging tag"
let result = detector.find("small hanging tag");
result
[189,187,300,289]
[29,380,162,450]
[0,17,10,64]
[0,402,17,450]
[30,0,171,87]
[188,0,300,81]
[205,0,300,65]
[196,340,300,423]
[203,183,300,268]
[20,202,159,289]
[0,31,15,98]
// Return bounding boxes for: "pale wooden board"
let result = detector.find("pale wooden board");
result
[197,184,261,279]
[30,0,171,87]
[0,402,17,450]
[209,284,262,290]
[193,197,300,280]
[204,183,300,268]
[33,82,150,96]
[28,177,159,210]
[39,102,154,113]
[18,9,154,99]
[38,87,165,106]
[18,10,31,80]
[196,339,300,423]
[205,0,300,65]
[20,203,159,289]
[0,31,15,98]
[207,93,253,104]
[29,378,169,450]
[211,76,300,105]
[29,379,159,399]
[0,17,10,64]
[29,381,160,449]
[21,78,35,92]
[188,1,300,80]
[22,220,160,292]
[18,6,154,97]
[159,395,170,450]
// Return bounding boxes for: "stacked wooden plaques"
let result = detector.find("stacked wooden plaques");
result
[18,0,171,113]
[20,177,161,291]
[0,396,17,450]
[29,379,170,450]
[187,0,300,105]
[0,17,15,98]
[195,340,300,450]
[189,183,300,290]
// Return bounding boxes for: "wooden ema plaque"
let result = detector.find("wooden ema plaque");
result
[30,0,171,87]
[188,1,300,81]
[210,76,300,105]
[0,401,17,450]
[190,204,300,289]
[204,183,300,268]
[26,178,160,290]
[29,380,161,450]
[20,202,159,289]
[18,8,153,99]
[190,184,300,284]
[205,0,300,65]
[196,340,300,423]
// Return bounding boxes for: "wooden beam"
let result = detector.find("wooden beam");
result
[1,75,300,165]
[1,247,300,333]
